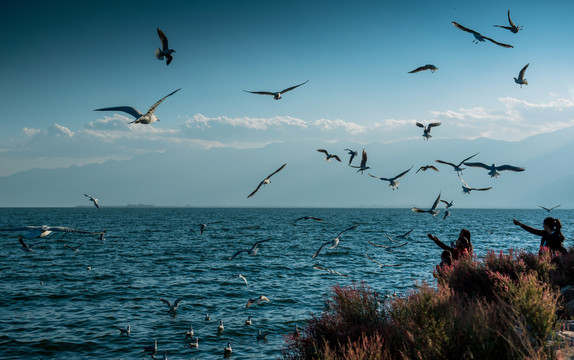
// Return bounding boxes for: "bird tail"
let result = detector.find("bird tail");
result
[522,79,528,86]
[155,48,164,60]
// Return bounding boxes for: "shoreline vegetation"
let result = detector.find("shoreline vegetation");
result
[282,248,574,360]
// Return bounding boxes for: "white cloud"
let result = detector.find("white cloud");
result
[312,118,366,134]
[22,127,41,136]
[184,114,308,130]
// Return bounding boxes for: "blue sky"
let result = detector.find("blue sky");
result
[1,0,574,205]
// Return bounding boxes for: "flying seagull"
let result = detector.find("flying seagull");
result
[435,153,478,174]
[160,297,183,312]
[94,88,181,125]
[246,295,269,308]
[368,166,413,190]
[247,163,286,198]
[416,122,441,140]
[243,80,309,100]
[199,223,207,234]
[393,228,414,239]
[155,28,175,65]
[440,200,454,209]
[226,273,248,286]
[312,224,359,258]
[514,64,529,88]
[458,173,492,194]
[344,149,358,165]
[0,225,106,239]
[539,205,561,212]
[409,64,438,73]
[364,253,403,268]
[291,216,324,225]
[443,210,451,220]
[316,149,341,162]
[452,22,514,48]
[494,10,523,34]
[228,239,272,260]
[18,236,40,252]
[313,265,348,277]
[351,149,370,174]
[65,242,85,252]
[412,193,441,216]
[463,162,525,178]
[83,194,100,209]
[416,165,439,173]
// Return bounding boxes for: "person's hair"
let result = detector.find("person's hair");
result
[441,250,453,265]
[555,218,562,232]
[460,228,471,243]
[543,217,556,229]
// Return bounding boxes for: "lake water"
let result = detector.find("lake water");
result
[1,207,572,359]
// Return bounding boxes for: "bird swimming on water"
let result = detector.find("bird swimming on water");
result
[243,80,309,100]
[155,28,175,65]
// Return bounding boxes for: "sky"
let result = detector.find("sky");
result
[1,0,574,206]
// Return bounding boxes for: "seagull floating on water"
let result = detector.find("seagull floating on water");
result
[65,243,85,252]
[257,329,269,341]
[463,161,525,178]
[243,80,308,100]
[539,204,561,212]
[350,149,370,174]
[160,297,183,312]
[205,314,211,321]
[494,10,523,34]
[94,88,181,125]
[412,193,441,216]
[245,316,253,326]
[344,149,358,165]
[513,64,529,88]
[409,64,438,73]
[458,173,492,194]
[416,165,439,173]
[218,320,224,333]
[291,216,324,225]
[435,153,478,174]
[246,295,269,308]
[312,224,359,258]
[116,325,131,335]
[155,28,175,65]
[188,337,199,348]
[368,166,413,190]
[224,342,232,356]
[83,194,99,209]
[143,340,158,356]
[316,149,341,162]
[416,122,441,140]
[184,325,194,339]
[1,225,106,239]
[452,22,514,48]
[247,163,286,198]
[229,239,271,260]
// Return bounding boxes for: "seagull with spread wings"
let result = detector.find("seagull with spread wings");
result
[291,216,324,225]
[440,200,454,209]
[94,88,181,125]
[416,122,441,140]
[246,295,269,308]
[344,149,358,165]
[155,28,175,65]
[514,64,529,88]
[368,166,413,190]
[416,165,439,173]
[65,243,85,252]
[351,149,370,174]
[539,205,561,212]
[409,64,438,74]
[228,239,272,260]
[412,193,441,216]
[364,253,403,268]
[243,80,308,100]
[458,173,492,194]
[312,224,359,258]
[0,225,106,239]
[84,194,100,210]
[452,22,514,48]
[316,149,341,162]
[494,10,523,34]
[435,153,478,174]
[247,163,286,198]
[160,297,183,312]
[313,265,348,277]
[463,161,525,178]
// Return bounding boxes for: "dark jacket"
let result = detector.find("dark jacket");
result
[518,223,567,255]
[431,236,471,260]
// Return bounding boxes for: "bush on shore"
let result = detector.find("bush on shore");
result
[282,248,574,360]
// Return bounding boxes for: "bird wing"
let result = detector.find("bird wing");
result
[260,295,270,302]
[250,238,272,252]
[428,166,439,172]
[76,242,85,249]
[19,237,30,249]
[317,149,329,156]
[392,166,413,181]
[84,194,93,200]
[496,165,525,172]
[472,187,493,191]
[430,193,442,211]
[464,162,490,170]
[551,205,561,210]
[368,240,388,248]
[93,199,100,209]
[457,173,470,188]
[267,163,287,179]
[147,88,181,114]
[157,28,169,50]
[368,173,384,180]
[459,153,479,166]
[331,155,342,162]
[440,200,450,206]
[428,122,441,129]
[45,226,102,235]
[482,36,514,48]
[400,228,414,238]
[173,297,183,309]
[507,9,516,28]
[279,80,309,94]
[94,106,143,119]
[364,252,402,267]
[165,53,173,66]
[308,216,323,221]
[238,274,248,286]
[160,298,173,308]
[411,207,427,213]
[0,226,44,232]
[389,242,408,249]
[539,206,550,211]
[518,64,529,80]
[360,149,367,167]
[229,249,248,260]
[452,22,479,35]
[247,180,265,198]
[336,224,359,238]
[312,241,332,258]
[416,122,425,128]
[408,66,425,73]
[435,159,456,168]
[493,25,512,31]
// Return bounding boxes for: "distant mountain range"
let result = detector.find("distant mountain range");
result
[1,127,573,208]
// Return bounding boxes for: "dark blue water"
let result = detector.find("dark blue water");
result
[1,207,572,359]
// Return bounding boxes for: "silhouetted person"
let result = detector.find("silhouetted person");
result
[513,217,567,255]
[428,228,472,260]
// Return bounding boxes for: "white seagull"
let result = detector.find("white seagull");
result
[160,297,183,312]
[188,337,199,348]
[317,149,341,162]
[364,253,403,268]
[539,204,561,212]
[312,224,359,258]
[458,173,492,194]
[435,153,478,174]
[227,273,248,286]
[514,64,529,88]
[452,22,514,48]
[412,193,441,216]
[368,166,413,190]
[443,209,451,220]
[155,28,175,65]
[116,325,131,335]
[94,88,181,125]
[143,340,158,356]
[246,295,269,308]
[184,325,194,339]
[494,10,523,34]
[0,225,106,239]
[247,163,286,198]
[83,194,100,209]
[351,149,370,174]
[313,265,348,277]
[344,149,358,165]
[218,320,224,333]
[243,80,308,100]
[245,316,253,326]
[409,64,438,73]
[463,161,525,178]
[229,239,272,260]
[416,122,441,140]
[224,342,232,356]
